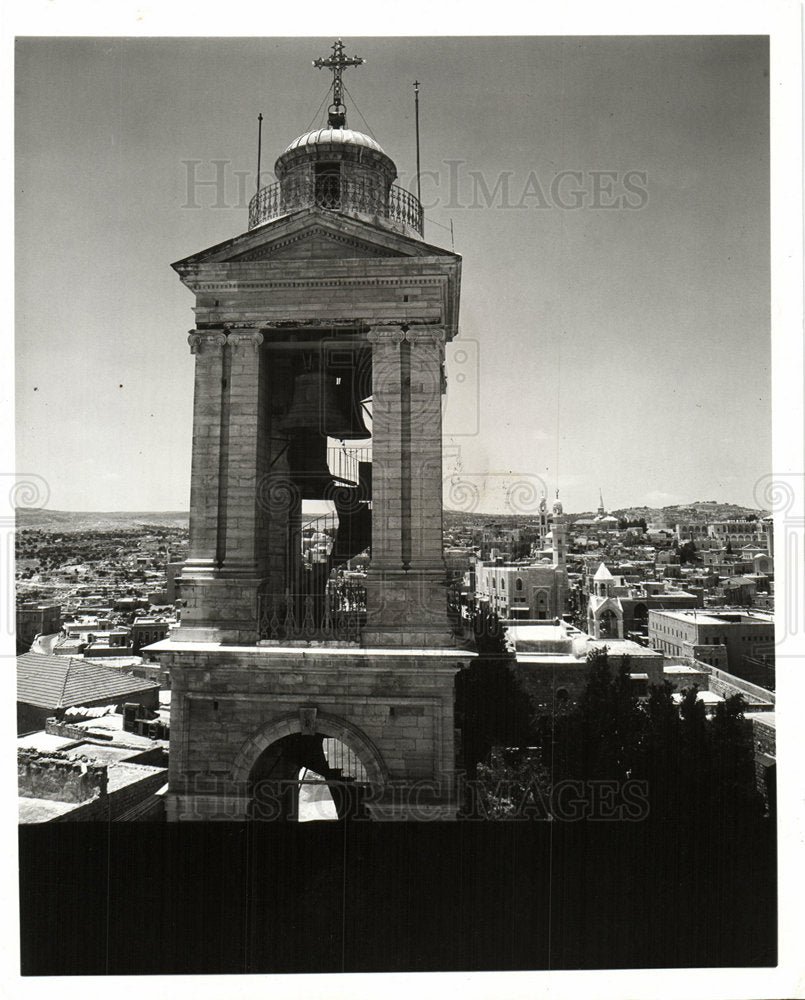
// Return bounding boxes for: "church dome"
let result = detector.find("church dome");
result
[283,128,385,155]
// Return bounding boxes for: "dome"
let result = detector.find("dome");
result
[282,128,385,155]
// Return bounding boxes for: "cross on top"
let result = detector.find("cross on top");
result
[312,39,364,127]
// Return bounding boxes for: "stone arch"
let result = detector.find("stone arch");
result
[231,710,390,787]
[633,602,649,624]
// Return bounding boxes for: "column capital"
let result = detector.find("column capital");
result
[367,328,406,345]
[188,330,227,355]
[228,330,264,351]
[404,327,446,346]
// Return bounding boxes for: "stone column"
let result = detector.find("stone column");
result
[177,330,227,635]
[366,328,405,572]
[222,330,265,574]
[175,329,267,644]
[364,326,453,648]
[185,330,227,571]
[407,328,447,571]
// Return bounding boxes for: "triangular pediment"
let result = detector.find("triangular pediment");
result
[172,207,457,270]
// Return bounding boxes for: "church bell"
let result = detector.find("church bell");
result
[280,369,370,440]
[287,431,335,500]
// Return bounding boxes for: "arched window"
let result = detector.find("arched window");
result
[515,577,523,591]
[500,578,505,590]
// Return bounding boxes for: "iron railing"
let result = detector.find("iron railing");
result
[248,175,424,235]
[257,581,367,643]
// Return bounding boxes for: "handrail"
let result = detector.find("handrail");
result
[248,177,424,235]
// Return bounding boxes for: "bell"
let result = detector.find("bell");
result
[287,432,335,500]
[327,380,371,440]
[281,370,370,440]
[280,371,330,434]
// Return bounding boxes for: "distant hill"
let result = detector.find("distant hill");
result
[15,509,190,532]
[19,501,769,535]
[611,502,767,527]
[445,500,767,530]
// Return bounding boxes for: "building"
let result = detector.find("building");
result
[476,561,565,620]
[17,652,160,735]
[131,615,175,652]
[507,621,664,710]
[586,562,701,640]
[475,494,569,620]
[571,490,620,534]
[16,602,62,652]
[149,41,474,821]
[165,561,184,604]
[647,608,775,686]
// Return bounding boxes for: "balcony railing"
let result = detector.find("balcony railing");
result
[249,176,424,235]
[257,582,367,643]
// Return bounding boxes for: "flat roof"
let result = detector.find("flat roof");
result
[17,732,78,753]
[507,625,567,641]
[648,608,775,625]
[745,711,776,728]
[672,690,724,704]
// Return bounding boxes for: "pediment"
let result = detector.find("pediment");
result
[232,225,396,262]
[172,207,456,270]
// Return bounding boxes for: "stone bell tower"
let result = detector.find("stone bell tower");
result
[150,40,473,821]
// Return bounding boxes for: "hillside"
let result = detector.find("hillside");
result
[15,509,190,532]
[18,500,768,536]
[444,500,767,531]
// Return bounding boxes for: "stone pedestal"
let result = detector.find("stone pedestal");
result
[150,640,474,821]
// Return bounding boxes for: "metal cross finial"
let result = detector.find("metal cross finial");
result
[312,38,364,127]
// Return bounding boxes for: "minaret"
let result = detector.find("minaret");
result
[537,491,548,551]
[551,489,568,614]
[597,488,605,518]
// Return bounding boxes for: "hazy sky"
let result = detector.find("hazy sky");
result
[15,35,770,514]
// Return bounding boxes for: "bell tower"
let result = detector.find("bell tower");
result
[151,41,472,821]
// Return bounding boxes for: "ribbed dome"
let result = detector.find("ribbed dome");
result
[283,128,385,154]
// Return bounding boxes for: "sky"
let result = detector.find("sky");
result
[15,35,771,514]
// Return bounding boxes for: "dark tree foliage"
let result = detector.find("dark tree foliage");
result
[468,647,766,828]
[454,611,533,795]
[678,540,698,564]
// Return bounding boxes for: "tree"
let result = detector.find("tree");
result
[454,610,533,800]
[468,647,766,829]
[678,540,698,564]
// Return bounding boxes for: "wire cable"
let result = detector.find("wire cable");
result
[342,80,378,139]
[304,83,335,133]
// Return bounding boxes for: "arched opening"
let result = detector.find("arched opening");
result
[633,603,648,624]
[248,732,371,822]
[598,608,620,638]
[234,711,389,823]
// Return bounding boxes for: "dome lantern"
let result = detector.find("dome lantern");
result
[248,40,424,237]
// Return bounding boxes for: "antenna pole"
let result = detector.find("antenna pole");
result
[413,80,422,210]
[256,113,264,195]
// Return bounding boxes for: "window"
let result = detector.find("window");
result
[516,577,523,591]
[315,162,341,207]
[501,578,505,590]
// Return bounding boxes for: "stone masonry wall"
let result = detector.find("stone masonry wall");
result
[18,749,107,803]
